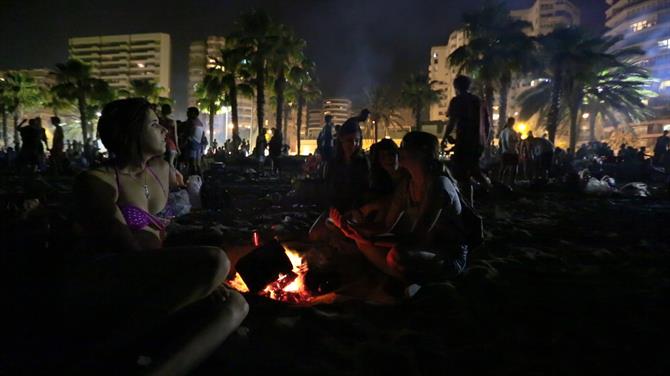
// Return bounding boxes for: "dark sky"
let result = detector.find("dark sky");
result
[0,0,607,112]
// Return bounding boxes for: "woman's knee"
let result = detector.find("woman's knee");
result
[193,247,230,294]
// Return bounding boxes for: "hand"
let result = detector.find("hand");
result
[328,207,344,230]
[174,169,186,187]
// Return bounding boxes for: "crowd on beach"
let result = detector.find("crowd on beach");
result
[3,74,670,375]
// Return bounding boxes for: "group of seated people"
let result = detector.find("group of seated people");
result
[59,97,471,374]
[317,120,470,283]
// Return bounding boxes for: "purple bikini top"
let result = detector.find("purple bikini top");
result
[114,164,169,234]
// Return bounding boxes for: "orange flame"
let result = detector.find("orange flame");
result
[260,245,311,303]
[226,244,312,303]
[227,272,250,293]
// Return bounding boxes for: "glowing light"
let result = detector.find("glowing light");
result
[137,63,145,68]
[582,113,590,119]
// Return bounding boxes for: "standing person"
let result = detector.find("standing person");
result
[653,130,670,166]
[255,128,267,168]
[498,117,520,185]
[529,133,554,181]
[316,114,335,162]
[441,75,491,205]
[186,107,205,176]
[341,109,371,147]
[50,117,65,173]
[159,104,179,169]
[268,127,283,175]
[66,98,247,375]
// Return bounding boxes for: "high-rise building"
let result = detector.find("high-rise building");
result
[428,29,467,122]
[511,0,581,36]
[604,0,670,147]
[307,109,324,138]
[187,36,256,144]
[68,33,171,95]
[323,98,352,125]
[187,36,226,107]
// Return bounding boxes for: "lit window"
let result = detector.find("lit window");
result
[658,39,670,49]
[631,20,651,32]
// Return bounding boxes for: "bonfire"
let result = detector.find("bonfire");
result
[227,244,313,304]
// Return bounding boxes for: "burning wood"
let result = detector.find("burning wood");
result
[227,242,313,304]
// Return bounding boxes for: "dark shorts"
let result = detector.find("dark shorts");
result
[452,146,482,181]
[502,153,519,166]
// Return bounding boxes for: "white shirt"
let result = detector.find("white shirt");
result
[499,127,520,154]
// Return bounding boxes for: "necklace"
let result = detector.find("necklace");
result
[143,170,150,199]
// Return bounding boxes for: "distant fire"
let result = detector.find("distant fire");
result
[227,244,312,304]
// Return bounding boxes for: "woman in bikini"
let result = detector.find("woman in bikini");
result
[65,98,248,375]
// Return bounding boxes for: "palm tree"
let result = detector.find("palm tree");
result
[51,59,112,149]
[518,37,651,148]
[269,26,305,138]
[214,42,254,142]
[231,9,280,138]
[366,86,405,142]
[400,72,441,131]
[129,79,172,105]
[2,72,44,149]
[288,58,321,154]
[581,62,652,142]
[195,68,227,146]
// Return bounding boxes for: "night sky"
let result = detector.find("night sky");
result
[0,0,607,112]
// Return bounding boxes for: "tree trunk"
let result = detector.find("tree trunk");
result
[230,85,239,139]
[1,105,7,147]
[568,95,582,155]
[255,65,266,137]
[498,75,510,138]
[296,94,304,155]
[209,103,215,148]
[546,67,562,144]
[274,70,285,136]
[484,84,494,144]
[414,103,422,131]
[283,105,290,147]
[589,112,597,142]
[78,94,89,157]
[13,112,19,150]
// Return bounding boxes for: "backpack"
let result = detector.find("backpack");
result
[444,173,484,249]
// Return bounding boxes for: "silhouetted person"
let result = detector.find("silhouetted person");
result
[341,109,370,147]
[317,114,335,162]
[653,130,669,165]
[498,117,520,185]
[159,104,179,168]
[441,75,490,204]
[50,117,65,173]
[268,127,283,175]
[186,107,204,176]
[255,128,267,168]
